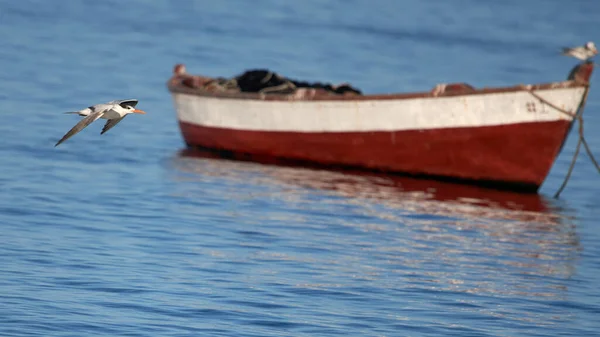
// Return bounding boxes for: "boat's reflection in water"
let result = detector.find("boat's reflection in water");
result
[173,148,580,300]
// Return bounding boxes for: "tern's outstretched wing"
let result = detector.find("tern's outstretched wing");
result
[108,99,138,108]
[55,110,104,147]
[101,116,126,135]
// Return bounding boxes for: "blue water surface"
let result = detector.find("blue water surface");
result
[1,0,600,336]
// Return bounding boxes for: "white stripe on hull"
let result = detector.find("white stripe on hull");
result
[172,88,583,132]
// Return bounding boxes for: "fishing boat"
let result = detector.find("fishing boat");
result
[167,62,594,192]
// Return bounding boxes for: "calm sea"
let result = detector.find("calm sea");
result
[1,0,600,336]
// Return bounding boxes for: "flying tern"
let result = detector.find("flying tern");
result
[55,99,146,147]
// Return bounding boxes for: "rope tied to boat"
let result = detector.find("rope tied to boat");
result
[528,85,600,198]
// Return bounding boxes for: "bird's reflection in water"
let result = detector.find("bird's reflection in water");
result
[171,149,580,302]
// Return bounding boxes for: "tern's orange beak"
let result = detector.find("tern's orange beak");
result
[133,109,146,114]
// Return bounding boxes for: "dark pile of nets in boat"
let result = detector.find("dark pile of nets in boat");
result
[209,69,362,95]
[235,69,362,95]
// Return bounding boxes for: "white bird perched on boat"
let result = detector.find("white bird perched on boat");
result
[55,99,146,147]
[561,41,598,61]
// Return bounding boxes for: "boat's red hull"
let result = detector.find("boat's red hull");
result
[178,120,572,191]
